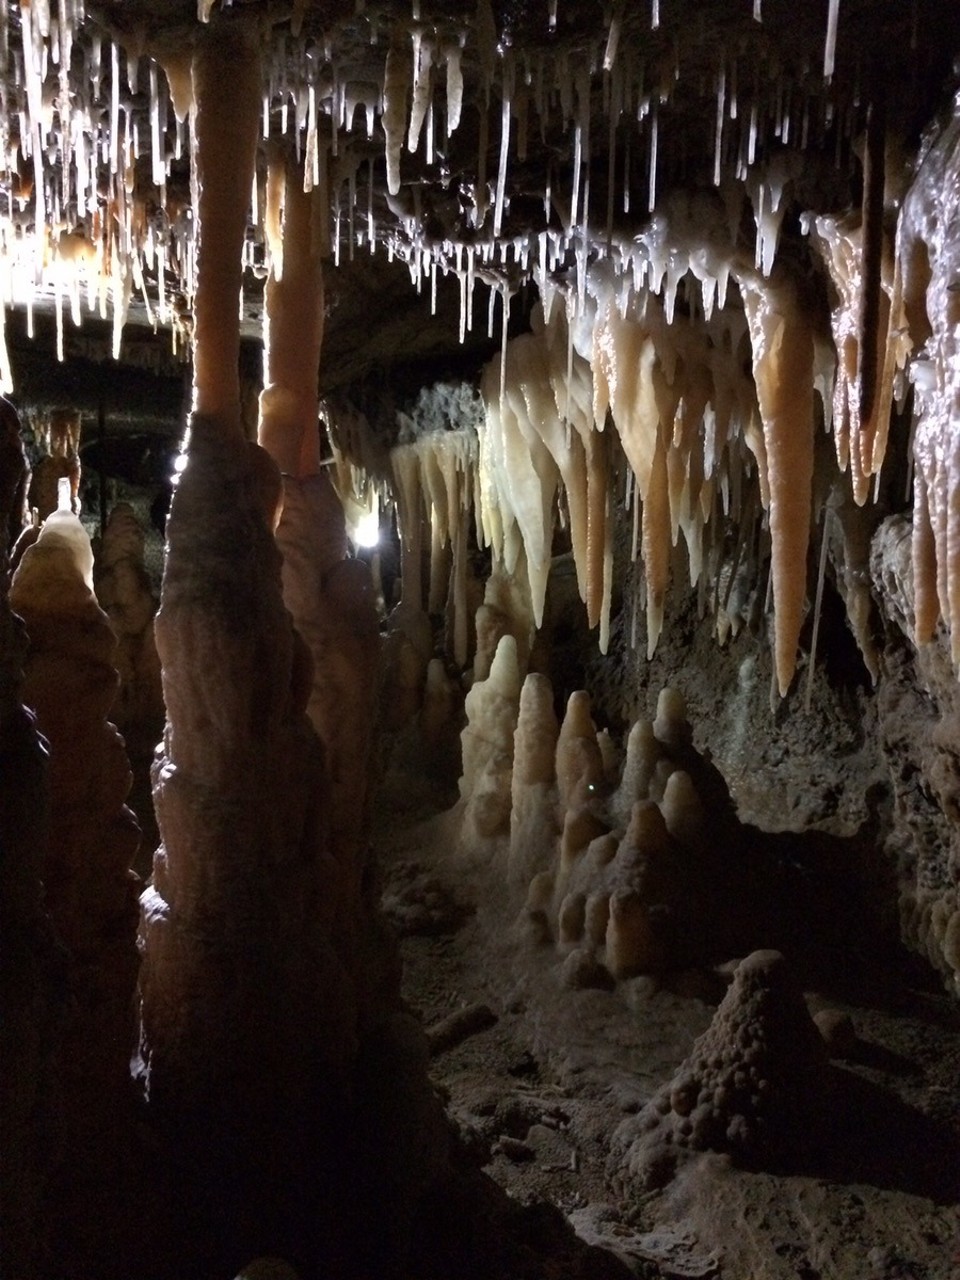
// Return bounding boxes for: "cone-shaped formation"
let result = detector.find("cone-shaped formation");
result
[94,503,163,750]
[508,671,560,886]
[611,950,828,1189]
[9,498,141,1131]
[459,633,522,845]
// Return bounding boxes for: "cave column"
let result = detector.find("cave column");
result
[257,151,381,961]
[138,17,358,1151]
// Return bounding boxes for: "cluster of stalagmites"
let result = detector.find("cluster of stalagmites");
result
[456,632,747,985]
[609,949,828,1188]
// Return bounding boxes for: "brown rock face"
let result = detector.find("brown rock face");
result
[0,591,60,1280]
[0,396,28,569]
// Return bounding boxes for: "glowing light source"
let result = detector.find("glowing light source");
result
[352,504,380,549]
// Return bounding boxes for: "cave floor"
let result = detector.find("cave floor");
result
[374,782,960,1280]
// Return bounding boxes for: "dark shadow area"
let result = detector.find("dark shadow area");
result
[809,1065,960,1204]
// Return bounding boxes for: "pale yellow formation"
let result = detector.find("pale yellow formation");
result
[510,671,558,869]
[555,689,603,810]
[459,634,521,843]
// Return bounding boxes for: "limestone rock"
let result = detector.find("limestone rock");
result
[140,427,360,1127]
[459,633,521,842]
[611,950,828,1189]
[275,472,381,931]
[95,503,163,748]
[27,408,81,522]
[10,507,141,1104]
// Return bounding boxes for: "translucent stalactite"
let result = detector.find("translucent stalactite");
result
[382,31,410,195]
[823,0,840,80]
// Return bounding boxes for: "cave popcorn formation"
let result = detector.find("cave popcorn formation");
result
[610,950,829,1189]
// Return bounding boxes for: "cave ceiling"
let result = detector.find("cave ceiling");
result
[3,0,959,436]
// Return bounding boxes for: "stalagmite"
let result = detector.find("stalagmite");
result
[459,633,521,845]
[94,503,164,871]
[652,685,691,749]
[555,689,603,810]
[509,671,560,886]
[660,770,704,849]
[613,951,828,1188]
[9,485,141,1145]
[472,558,536,682]
[613,717,660,826]
[95,503,163,748]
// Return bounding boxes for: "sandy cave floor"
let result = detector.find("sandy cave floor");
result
[372,781,960,1280]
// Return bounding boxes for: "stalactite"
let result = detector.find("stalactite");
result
[858,91,886,441]
[739,269,817,697]
[258,151,323,474]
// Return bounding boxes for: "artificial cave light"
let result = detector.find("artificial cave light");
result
[351,504,381,550]
[0,2,956,694]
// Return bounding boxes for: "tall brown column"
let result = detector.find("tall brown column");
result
[257,152,381,974]
[138,20,358,1136]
